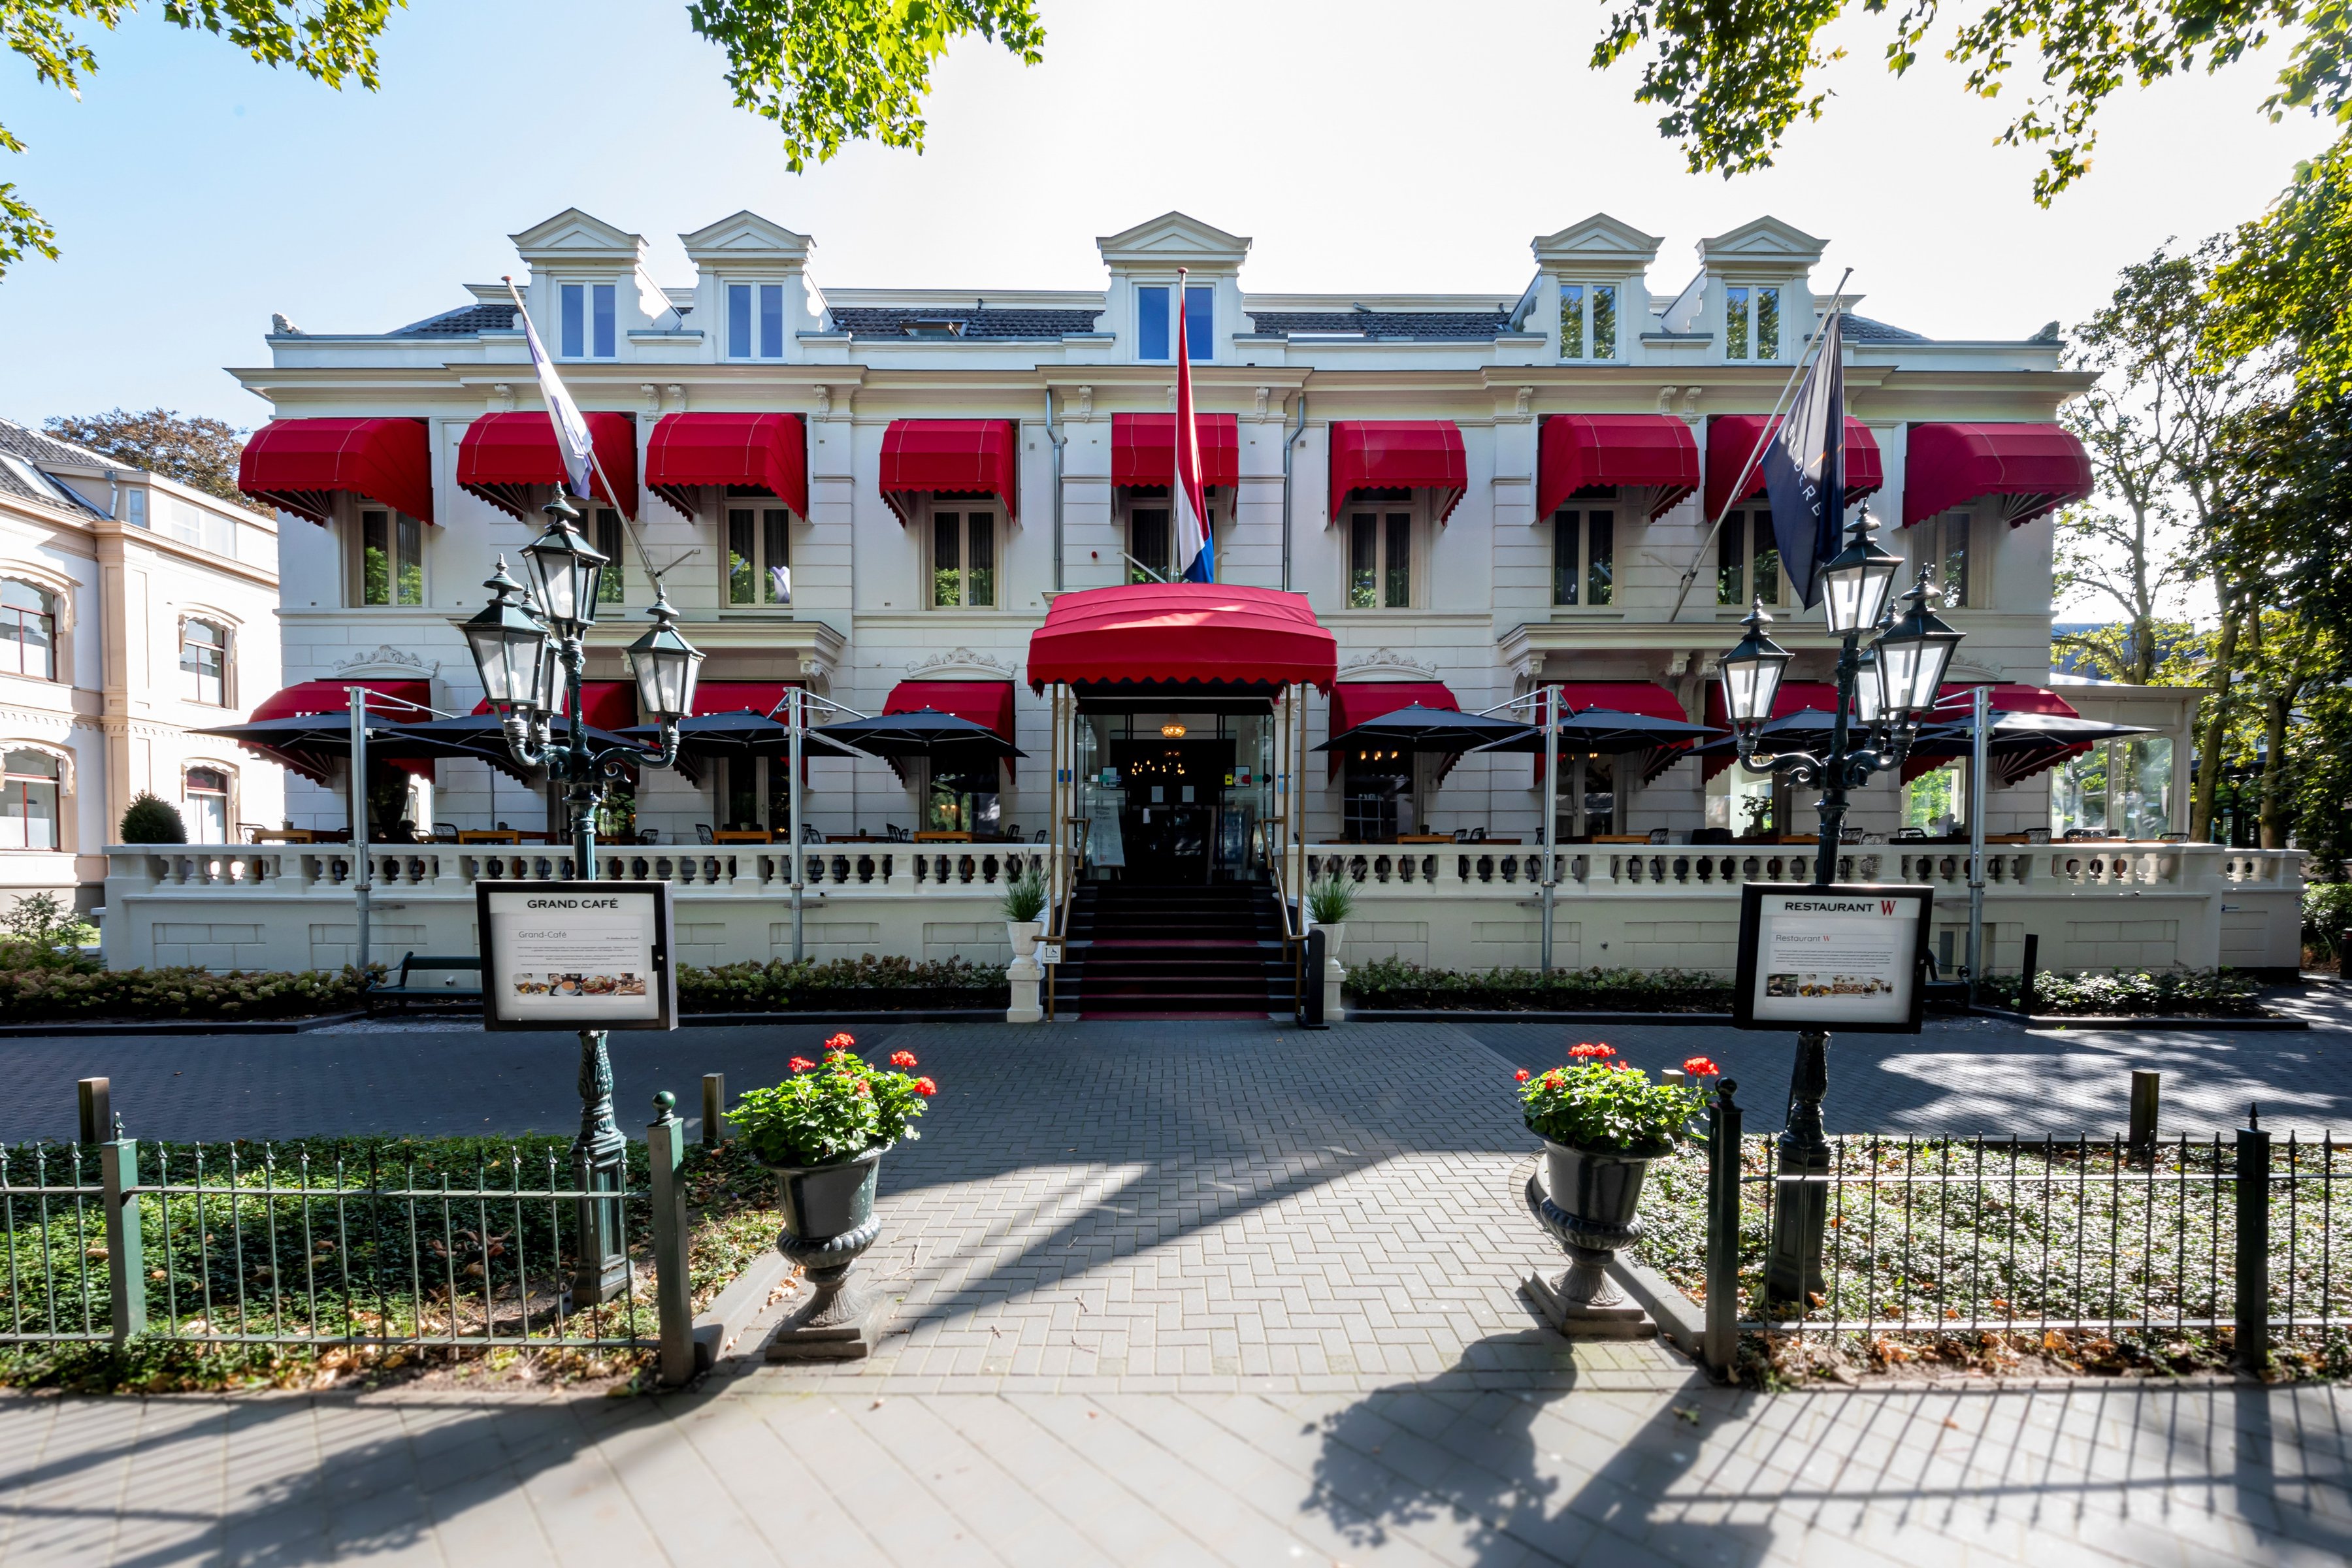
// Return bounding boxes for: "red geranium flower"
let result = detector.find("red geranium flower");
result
[1514,1068,1531,1083]
[787,1056,815,1073]
[856,1080,872,1096]
[1568,1043,1616,1060]
[1683,1056,1722,1078]
[913,1077,938,1097]
[890,1051,919,1069]
[825,1032,857,1051]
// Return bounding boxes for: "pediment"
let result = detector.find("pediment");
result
[333,644,440,679]
[679,210,815,268]
[509,208,647,267]
[1096,212,1252,271]
[1531,214,1663,271]
[1697,216,1827,268]
[906,646,1019,680]
[1335,648,1439,683]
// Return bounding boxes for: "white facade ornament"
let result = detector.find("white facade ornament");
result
[641,384,662,417]
[491,383,515,414]
[1076,385,1094,419]
[1655,385,1679,415]
[1514,386,1533,420]
[1681,387,1703,421]
[795,650,835,686]
[1254,386,1271,419]
[1335,647,1440,683]
[270,313,302,336]
[333,645,434,677]
[906,646,1018,679]
[814,385,832,416]
[668,383,687,412]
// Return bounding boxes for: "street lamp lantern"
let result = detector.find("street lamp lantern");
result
[1718,600,1793,732]
[1853,645,1887,728]
[518,494,608,636]
[461,557,552,716]
[1874,572,1965,719]
[1817,522,1903,638]
[625,585,704,723]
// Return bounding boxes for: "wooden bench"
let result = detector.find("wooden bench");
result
[368,952,483,1014]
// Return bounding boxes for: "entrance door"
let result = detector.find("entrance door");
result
[1112,737,1233,884]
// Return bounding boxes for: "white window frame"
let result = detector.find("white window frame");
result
[1550,505,1617,608]
[0,744,65,852]
[0,578,61,681]
[559,280,619,359]
[923,500,1002,611]
[1341,496,1424,611]
[180,617,231,706]
[1722,283,1785,362]
[725,281,787,360]
[183,764,233,843]
[1716,506,1790,610]
[722,494,794,610]
[1556,280,1622,362]
[1116,487,1220,583]
[1917,506,1975,609]
[351,504,425,608]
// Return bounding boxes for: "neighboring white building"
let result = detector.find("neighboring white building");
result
[0,419,283,917]
[93,206,2289,985]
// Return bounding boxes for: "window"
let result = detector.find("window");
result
[1347,506,1414,610]
[1128,501,1171,584]
[727,283,785,359]
[1137,284,1212,361]
[1558,283,1620,361]
[1343,746,1411,841]
[560,283,617,357]
[719,755,794,832]
[726,504,792,606]
[927,760,999,836]
[1,580,57,679]
[1904,760,1967,835]
[184,766,229,842]
[1716,509,1781,607]
[358,509,423,606]
[1705,762,1778,838]
[180,619,227,705]
[1551,508,1614,606]
[1554,753,1617,838]
[930,510,997,608]
[1921,510,1971,608]
[2055,736,2174,838]
[1724,285,1782,360]
[0,749,59,849]
[593,509,625,604]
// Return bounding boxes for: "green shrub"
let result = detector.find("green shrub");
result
[0,964,371,1021]
[678,954,1006,1013]
[1305,875,1357,926]
[1346,957,1732,1013]
[1000,868,1047,923]
[0,892,99,972]
[2303,881,2352,962]
[1979,966,2266,1017]
[118,792,187,843]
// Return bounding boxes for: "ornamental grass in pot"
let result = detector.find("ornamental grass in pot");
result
[728,1032,938,1350]
[1513,1043,1719,1311]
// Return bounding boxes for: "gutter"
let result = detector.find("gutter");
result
[1281,393,1307,593]
[1043,387,1067,593]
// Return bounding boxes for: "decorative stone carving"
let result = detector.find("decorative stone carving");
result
[491,384,515,414]
[1681,387,1703,421]
[1335,647,1439,683]
[641,384,661,417]
[1076,385,1094,419]
[667,384,687,413]
[333,645,435,677]
[906,646,1017,679]
[1514,386,1533,419]
[1254,386,1271,419]
[1655,385,1679,414]
[814,386,832,417]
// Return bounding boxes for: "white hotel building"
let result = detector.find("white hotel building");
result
[96,207,2291,998]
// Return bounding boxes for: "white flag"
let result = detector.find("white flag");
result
[506,279,596,502]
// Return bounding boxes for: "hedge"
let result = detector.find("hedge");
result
[677,955,1006,1013]
[1978,967,2268,1017]
[1345,958,1733,1013]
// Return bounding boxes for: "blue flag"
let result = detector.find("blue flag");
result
[1761,310,1846,609]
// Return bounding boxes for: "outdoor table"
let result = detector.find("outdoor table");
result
[249,828,315,843]
[1397,834,1454,843]
[914,831,975,842]
[457,830,521,845]
[712,830,773,843]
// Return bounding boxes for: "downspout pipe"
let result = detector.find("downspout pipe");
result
[1043,387,1067,594]
[1281,393,1307,593]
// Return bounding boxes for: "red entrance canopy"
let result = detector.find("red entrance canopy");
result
[1329,421,1467,523]
[1902,423,2092,529]
[1702,415,1884,519]
[470,680,639,732]
[254,678,431,723]
[1026,582,1337,693]
[1536,416,1701,521]
[1110,413,1240,490]
[879,419,1019,525]
[885,679,1017,740]
[645,413,808,519]
[237,418,434,527]
[1328,681,1458,777]
[456,411,639,521]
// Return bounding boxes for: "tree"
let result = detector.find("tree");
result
[1589,0,2351,204]
[0,0,1044,282]
[46,407,257,509]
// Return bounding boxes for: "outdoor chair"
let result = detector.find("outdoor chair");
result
[694,823,715,845]
[636,827,661,845]
[1034,828,1048,843]
[431,823,459,842]
[803,824,823,843]
[886,823,910,842]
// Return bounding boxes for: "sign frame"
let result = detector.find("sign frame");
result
[1731,882,1935,1035]
[476,880,679,1032]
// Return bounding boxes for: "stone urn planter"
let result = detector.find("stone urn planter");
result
[1313,921,1347,1021]
[1534,1139,1650,1311]
[1004,919,1046,1022]
[757,1142,891,1358]
[1005,919,1044,956]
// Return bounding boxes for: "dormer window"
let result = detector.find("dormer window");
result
[1724,285,1782,361]
[728,283,786,357]
[1137,284,1212,362]
[1558,283,1620,361]
[902,319,966,338]
[561,282,617,358]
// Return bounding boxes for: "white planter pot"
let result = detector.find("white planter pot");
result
[1005,920,1044,956]
[1004,920,1045,1023]
[1317,921,1348,1022]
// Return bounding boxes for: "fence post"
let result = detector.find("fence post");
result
[99,1135,145,1346]
[2235,1103,2271,1375]
[1703,1079,1743,1379]
[2019,933,2041,1015]
[77,1077,110,1145]
[2128,1070,2161,1164]
[2340,930,2352,983]
[645,1092,696,1388]
[702,1073,727,1148]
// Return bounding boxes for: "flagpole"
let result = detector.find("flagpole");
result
[1667,268,1854,623]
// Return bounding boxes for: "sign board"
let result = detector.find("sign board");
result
[476,881,678,1031]
[1037,944,1063,966]
[1731,883,1934,1034]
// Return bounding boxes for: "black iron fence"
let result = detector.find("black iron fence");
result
[1699,1082,2342,1375]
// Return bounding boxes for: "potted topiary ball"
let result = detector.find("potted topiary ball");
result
[728,1032,938,1357]
[1514,1045,1718,1320]
[118,792,187,844]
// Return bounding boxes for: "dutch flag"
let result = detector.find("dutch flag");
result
[1172,267,1215,583]
[1760,308,1846,610]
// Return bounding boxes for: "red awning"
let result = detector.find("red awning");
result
[1533,681,1693,784]
[1536,416,1701,521]
[1703,416,1885,519]
[470,680,639,731]
[456,411,639,521]
[1110,413,1240,489]
[885,679,1017,740]
[688,681,798,719]
[1902,423,2092,529]
[253,679,431,723]
[1329,421,1467,524]
[645,413,808,519]
[879,419,1019,525]
[1328,681,1458,777]
[237,418,434,527]
[1027,582,1338,693]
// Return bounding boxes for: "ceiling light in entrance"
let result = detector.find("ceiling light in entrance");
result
[1161,723,1186,738]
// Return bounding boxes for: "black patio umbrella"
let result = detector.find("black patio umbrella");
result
[1904,711,2156,787]
[191,713,490,786]
[377,713,670,785]
[1687,707,1844,762]
[813,708,1024,759]
[1472,706,1723,784]
[1314,704,1535,754]
[614,710,866,763]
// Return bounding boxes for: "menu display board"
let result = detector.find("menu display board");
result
[476,881,677,1031]
[1732,883,1935,1034]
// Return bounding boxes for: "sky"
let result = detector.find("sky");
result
[0,0,2338,434]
